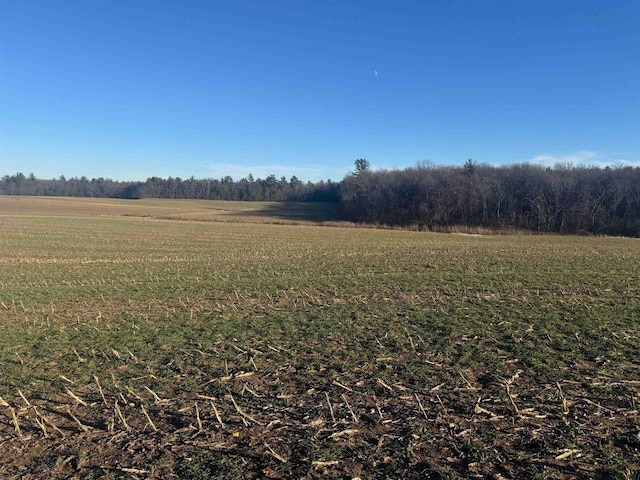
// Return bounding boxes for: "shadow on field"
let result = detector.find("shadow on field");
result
[235,201,341,223]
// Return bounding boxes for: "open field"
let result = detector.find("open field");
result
[0,196,341,224]
[0,196,639,479]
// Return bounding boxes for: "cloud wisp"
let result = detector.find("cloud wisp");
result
[528,150,640,169]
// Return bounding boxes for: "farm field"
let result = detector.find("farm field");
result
[0,196,639,479]
[0,195,341,224]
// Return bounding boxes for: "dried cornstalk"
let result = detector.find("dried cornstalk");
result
[430,382,445,392]
[325,392,336,423]
[555,449,581,460]
[36,407,65,436]
[264,442,287,463]
[143,386,162,403]
[474,398,498,417]
[59,375,75,384]
[312,460,340,467]
[458,370,474,389]
[556,382,569,415]
[228,393,262,425]
[34,416,48,437]
[114,400,131,431]
[66,408,91,432]
[65,388,88,407]
[341,394,358,423]
[504,371,522,414]
[377,378,394,391]
[10,407,21,436]
[415,393,428,419]
[505,383,519,414]
[17,390,31,407]
[210,400,224,427]
[120,467,149,474]
[72,348,86,363]
[195,402,203,430]
[373,394,384,420]
[332,380,354,392]
[141,405,157,432]
[94,375,107,406]
[242,385,261,398]
[126,387,143,401]
[329,429,359,439]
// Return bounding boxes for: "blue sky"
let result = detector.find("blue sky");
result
[1,0,638,182]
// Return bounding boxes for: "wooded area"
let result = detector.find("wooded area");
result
[340,162,640,236]
[0,173,340,203]
[2,162,639,236]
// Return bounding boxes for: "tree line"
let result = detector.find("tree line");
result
[341,160,640,236]
[0,173,339,202]
[2,161,639,236]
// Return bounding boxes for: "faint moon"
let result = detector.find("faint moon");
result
[374,70,378,76]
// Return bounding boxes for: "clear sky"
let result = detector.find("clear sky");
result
[1,0,638,182]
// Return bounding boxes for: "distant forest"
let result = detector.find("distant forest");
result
[0,172,340,203]
[2,161,640,237]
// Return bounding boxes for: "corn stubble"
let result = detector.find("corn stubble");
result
[0,201,639,479]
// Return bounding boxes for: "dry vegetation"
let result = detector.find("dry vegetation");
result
[0,196,639,479]
[0,196,339,224]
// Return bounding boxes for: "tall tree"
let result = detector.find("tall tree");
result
[354,159,371,176]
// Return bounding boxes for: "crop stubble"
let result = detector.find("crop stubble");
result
[0,198,639,479]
